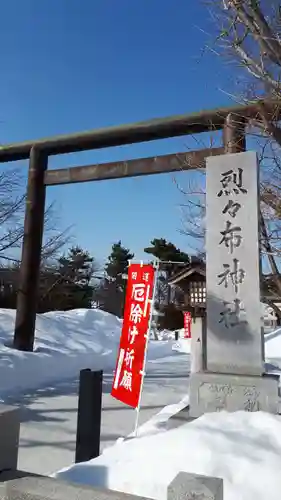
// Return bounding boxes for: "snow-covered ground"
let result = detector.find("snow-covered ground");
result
[0,308,189,475]
[55,410,281,500]
[0,305,277,399]
[1,307,281,499]
[0,308,121,397]
[0,308,175,398]
[8,351,189,475]
[173,327,281,370]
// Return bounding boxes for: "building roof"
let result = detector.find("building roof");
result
[168,264,206,286]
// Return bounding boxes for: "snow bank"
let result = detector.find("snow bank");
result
[0,308,122,397]
[55,410,281,500]
[265,327,281,360]
[172,338,191,354]
[172,326,281,359]
[157,329,175,341]
[0,308,176,398]
[0,305,280,399]
[120,394,190,441]
[157,329,185,341]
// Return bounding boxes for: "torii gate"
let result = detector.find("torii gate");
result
[0,100,274,350]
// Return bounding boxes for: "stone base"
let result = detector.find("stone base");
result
[168,472,223,500]
[189,372,279,418]
[0,404,20,472]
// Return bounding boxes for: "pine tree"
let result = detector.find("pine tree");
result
[144,238,191,311]
[100,241,134,317]
[144,238,190,274]
[58,246,94,287]
[105,241,134,289]
[40,246,96,311]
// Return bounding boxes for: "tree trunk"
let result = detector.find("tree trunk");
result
[260,212,281,297]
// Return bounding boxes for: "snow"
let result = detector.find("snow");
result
[0,308,173,399]
[109,393,190,447]
[172,338,191,354]
[54,410,281,500]
[1,306,281,498]
[45,316,281,500]
[265,328,281,360]
[0,306,278,399]
[172,328,281,360]
[157,328,185,341]
[13,350,189,475]
[157,329,176,341]
[0,308,120,398]
[0,307,189,475]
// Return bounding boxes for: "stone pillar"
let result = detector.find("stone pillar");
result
[190,317,203,373]
[189,151,279,417]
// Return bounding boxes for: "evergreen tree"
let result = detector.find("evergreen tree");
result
[105,241,134,289]
[38,246,96,311]
[100,241,134,317]
[144,238,190,275]
[58,246,94,287]
[144,238,191,312]
[93,277,123,318]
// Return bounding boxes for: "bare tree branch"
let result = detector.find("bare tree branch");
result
[0,166,72,266]
[182,0,281,297]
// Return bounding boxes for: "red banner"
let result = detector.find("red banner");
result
[183,312,192,338]
[111,263,155,408]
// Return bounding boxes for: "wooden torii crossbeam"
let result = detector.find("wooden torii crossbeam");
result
[44,148,223,186]
[0,99,276,351]
[0,99,276,163]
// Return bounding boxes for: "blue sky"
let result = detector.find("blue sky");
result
[0,0,234,265]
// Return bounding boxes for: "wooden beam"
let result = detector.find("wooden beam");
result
[44,147,224,186]
[0,99,276,163]
[223,114,246,153]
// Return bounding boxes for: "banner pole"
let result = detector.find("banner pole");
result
[134,259,160,436]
